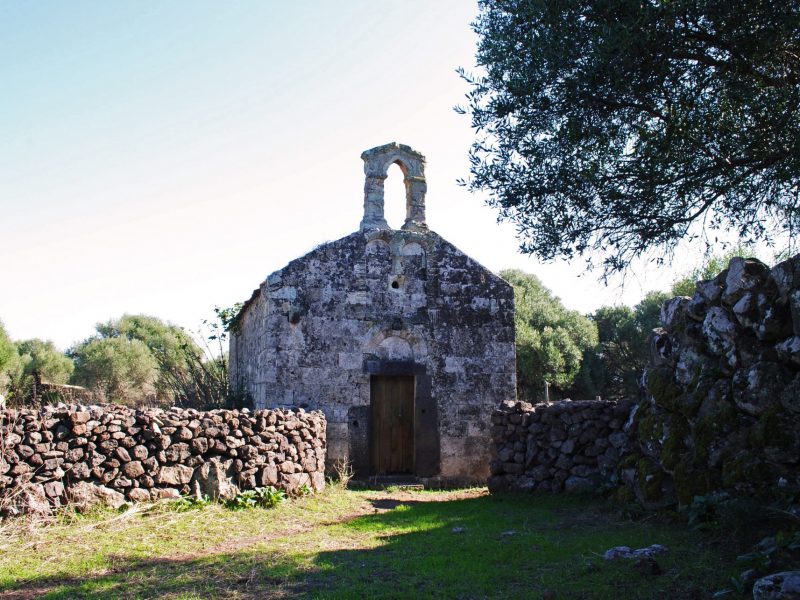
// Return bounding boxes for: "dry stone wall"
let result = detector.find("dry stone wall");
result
[0,403,326,515]
[630,255,800,507]
[488,399,635,493]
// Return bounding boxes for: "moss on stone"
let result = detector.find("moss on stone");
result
[749,409,793,452]
[637,411,660,445]
[613,484,636,504]
[659,416,689,471]
[636,457,666,503]
[680,370,719,418]
[691,401,736,464]
[721,451,772,489]
[646,367,682,411]
[673,462,712,506]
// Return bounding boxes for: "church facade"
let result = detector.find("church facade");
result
[229,143,516,482]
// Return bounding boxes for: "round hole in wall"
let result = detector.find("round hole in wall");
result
[391,280,399,289]
[421,409,426,414]
[352,420,359,428]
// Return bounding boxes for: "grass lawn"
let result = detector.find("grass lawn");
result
[0,486,739,599]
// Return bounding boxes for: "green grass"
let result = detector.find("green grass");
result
[0,488,739,599]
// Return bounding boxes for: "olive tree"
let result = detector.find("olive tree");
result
[502,269,598,400]
[460,0,800,275]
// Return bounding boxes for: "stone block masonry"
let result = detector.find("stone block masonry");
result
[488,399,635,493]
[0,403,326,514]
[230,143,516,483]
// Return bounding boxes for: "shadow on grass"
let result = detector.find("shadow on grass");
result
[1,494,735,600]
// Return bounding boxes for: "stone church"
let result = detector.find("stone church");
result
[229,143,516,483]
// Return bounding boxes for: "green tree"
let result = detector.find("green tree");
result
[94,314,203,401]
[571,291,668,399]
[8,339,74,405]
[502,269,598,400]
[70,336,158,405]
[16,339,74,384]
[0,321,19,395]
[459,0,800,275]
[69,311,243,408]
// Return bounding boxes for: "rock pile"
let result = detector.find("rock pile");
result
[631,255,800,506]
[488,398,634,493]
[0,403,326,515]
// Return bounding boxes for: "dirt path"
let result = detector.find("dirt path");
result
[197,487,489,557]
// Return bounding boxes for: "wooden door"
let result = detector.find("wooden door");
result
[370,375,414,475]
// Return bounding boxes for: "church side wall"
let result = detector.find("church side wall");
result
[430,243,516,480]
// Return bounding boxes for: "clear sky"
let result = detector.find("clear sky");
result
[1,1,700,350]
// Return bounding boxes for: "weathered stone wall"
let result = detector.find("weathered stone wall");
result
[487,399,635,493]
[230,143,516,483]
[0,403,326,514]
[230,229,516,482]
[630,255,800,507]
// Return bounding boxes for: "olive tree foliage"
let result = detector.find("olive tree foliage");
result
[6,339,74,405]
[94,314,203,403]
[458,0,800,275]
[0,321,19,397]
[573,292,669,399]
[71,315,194,406]
[502,269,598,400]
[70,336,158,405]
[69,310,243,408]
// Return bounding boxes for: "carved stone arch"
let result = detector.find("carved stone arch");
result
[362,326,427,359]
[359,142,428,233]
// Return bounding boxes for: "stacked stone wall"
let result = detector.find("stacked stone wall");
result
[488,399,635,493]
[630,255,800,507]
[0,403,326,514]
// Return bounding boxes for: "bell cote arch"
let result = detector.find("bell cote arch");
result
[359,142,428,232]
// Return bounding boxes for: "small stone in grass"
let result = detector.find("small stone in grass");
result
[633,557,662,576]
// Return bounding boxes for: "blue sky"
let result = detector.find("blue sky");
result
[1,1,693,349]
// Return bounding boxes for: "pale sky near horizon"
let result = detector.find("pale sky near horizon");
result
[1,1,711,350]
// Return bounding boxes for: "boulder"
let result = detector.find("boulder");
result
[127,488,151,502]
[68,481,126,512]
[732,362,786,416]
[163,442,190,463]
[703,307,739,357]
[43,481,65,499]
[661,297,690,330]
[564,476,594,493]
[697,278,723,304]
[775,337,800,367]
[156,464,194,486]
[753,571,800,600]
[191,457,239,500]
[121,461,145,478]
[14,483,51,516]
[770,256,800,300]
[722,257,771,306]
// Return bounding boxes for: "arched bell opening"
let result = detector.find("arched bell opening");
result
[384,162,407,230]
[359,143,428,232]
